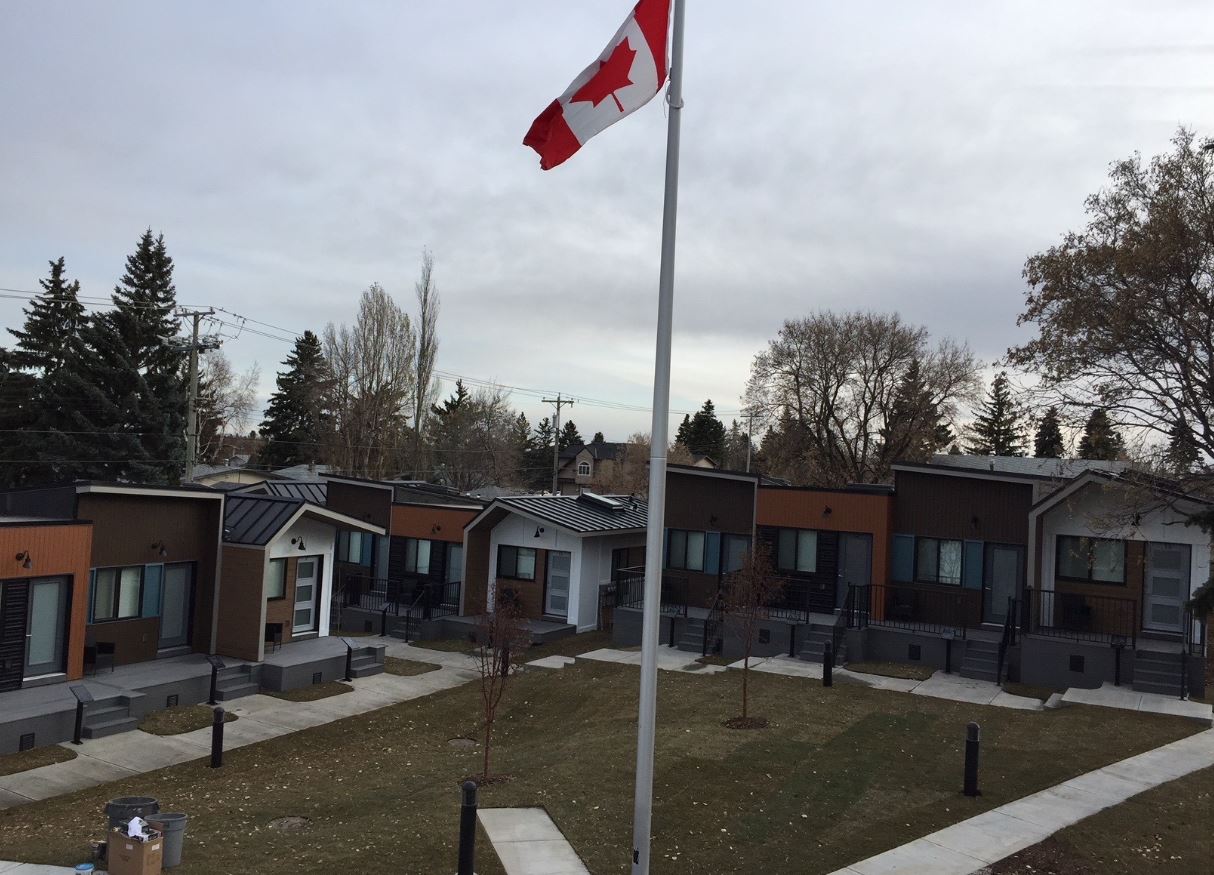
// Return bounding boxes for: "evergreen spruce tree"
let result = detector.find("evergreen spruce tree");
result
[510,412,533,485]
[1077,409,1125,461]
[526,416,556,491]
[8,257,86,373]
[258,331,330,470]
[881,360,951,467]
[682,399,727,463]
[965,372,1025,456]
[1033,407,1066,458]
[723,419,752,471]
[675,414,692,448]
[74,230,187,483]
[0,348,38,487]
[558,419,582,452]
[591,431,605,444]
[1162,422,1199,475]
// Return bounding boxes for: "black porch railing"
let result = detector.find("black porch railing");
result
[344,574,461,623]
[995,597,1019,685]
[613,566,689,617]
[764,578,835,624]
[1024,588,1137,648]
[1181,606,1208,701]
[853,583,972,637]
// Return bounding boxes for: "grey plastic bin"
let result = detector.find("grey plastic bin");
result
[104,797,159,831]
[149,812,189,868]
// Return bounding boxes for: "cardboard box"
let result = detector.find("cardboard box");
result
[107,826,163,875]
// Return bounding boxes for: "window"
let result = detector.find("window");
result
[776,529,817,573]
[1056,536,1126,584]
[577,461,591,476]
[915,538,963,585]
[338,531,373,566]
[267,558,287,599]
[403,538,432,574]
[666,530,705,571]
[91,566,144,622]
[498,545,536,580]
[723,534,751,573]
[446,544,464,583]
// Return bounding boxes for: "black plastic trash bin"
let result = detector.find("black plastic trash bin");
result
[105,797,159,831]
[150,812,189,868]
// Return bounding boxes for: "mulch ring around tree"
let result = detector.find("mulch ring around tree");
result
[722,716,768,730]
[459,774,514,788]
[267,816,312,832]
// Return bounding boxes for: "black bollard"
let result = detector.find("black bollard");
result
[823,640,833,687]
[208,663,219,705]
[210,707,225,769]
[343,642,354,682]
[963,722,981,797]
[457,780,478,875]
[944,637,953,675]
[500,644,511,679]
[72,699,85,746]
[1113,642,1124,687]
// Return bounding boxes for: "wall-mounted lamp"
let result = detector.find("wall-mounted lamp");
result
[150,541,168,558]
[15,551,32,571]
[823,505,833,518]
[970,515,980,530]
[534,526,545,538]
[431,523,442,535]
[709,514,719,527]
[291,537,307,551]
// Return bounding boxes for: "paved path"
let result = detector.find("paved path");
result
[828,728,1214,875]
[478,807,590,875]
[0,864,78,873]
[577,645,728,674]
[0,643,476,811]
[1061,681,1212,723]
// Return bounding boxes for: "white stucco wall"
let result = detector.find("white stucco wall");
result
[267,516,339,638]
[579,532,647,633]
[1039,482,1211,634]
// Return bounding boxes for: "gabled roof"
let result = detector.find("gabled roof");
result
[1031,468,1213,516]
[559,440,628,462]
[470,492,648,535]
[261,481,328,505]
[275,463,334,480]
[223,494,383,546]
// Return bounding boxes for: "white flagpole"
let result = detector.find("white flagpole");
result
[631,0,686,872]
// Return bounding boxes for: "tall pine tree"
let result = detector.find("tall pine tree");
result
[880,359,952,467]
[1077,409,1125,461]
[1033,407,1066,458]
[965,372,1025,456]
[8,257,86,373]
[258,331,330,470]
[558,419,582,452]
[1162,422,1199,475]
[681,399,727,462]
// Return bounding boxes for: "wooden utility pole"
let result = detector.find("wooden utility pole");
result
[542,394,574,494]
[178,308,219,482]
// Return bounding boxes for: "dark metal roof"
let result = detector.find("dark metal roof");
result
[559,440,628,461]
[223,495,305,546]
[262,481,328,504]
[492,493,647,533]
[900,454,1131,482]
[393,482,485,509]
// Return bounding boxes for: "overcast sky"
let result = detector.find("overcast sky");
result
[1,1,1210,440]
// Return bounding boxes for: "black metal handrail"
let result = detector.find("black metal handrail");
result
[1026,589,1137,648]
[846,583,868,629]
[862,583,971,637]
[613,567,689,617]
[764,577,834,624]
[703,590,725,657]
[1180,606,1207,701]
[995,596,1018,685]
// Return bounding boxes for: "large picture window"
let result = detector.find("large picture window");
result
[267,558,287,599]
[92,566,144,622]
[776,529,817,573]
[1057,536,1126,584]
[403,538,432,575]
[666,530,705,571]
[916,538,963,585]
[723,534,751,573]
[498,545,536,581]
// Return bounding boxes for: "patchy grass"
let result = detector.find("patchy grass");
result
[697,653,734,666]
[0,744,76,777]
[0,662,1199,874]
[139,705,237,736]
[264,681,353,702]
[991,765,1213,874]
[1002,682,1062,702]
[383,658,442,677]
[846,660,936,681]
[419,629,613,663]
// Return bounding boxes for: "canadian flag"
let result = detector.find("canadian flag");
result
[524,0,671,170]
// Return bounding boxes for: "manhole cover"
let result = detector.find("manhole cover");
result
[268,816,312,831]
[448,738,477,750]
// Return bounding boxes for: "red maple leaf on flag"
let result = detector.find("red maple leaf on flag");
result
[571,37,636,113]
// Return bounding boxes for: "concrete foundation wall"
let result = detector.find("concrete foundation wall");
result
[1019,636,1128,690]
[857,627,963,673]
[0,709,75,755]
[721,619,796,660]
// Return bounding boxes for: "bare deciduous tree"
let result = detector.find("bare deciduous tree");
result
[196,351,260,464]
[428,380,520,490]
[412,248,440,477]
[724,544,783,728]
[322,284,416,478]
[474,587,530,783]
[745,311,980,486]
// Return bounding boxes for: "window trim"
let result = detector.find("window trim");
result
[403,537,433,575]
[1055,535,1127,585]
[577,460,591,476]
[665,529,706,572]
[267,558,287,600]
[497,544,537,581]
[90,565,145,623]
[775,528,818,574]
[914,537,964,586]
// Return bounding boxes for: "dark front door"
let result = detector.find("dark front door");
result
[837,534,872,608]
[157,564,194,650]
[0,580,30,692]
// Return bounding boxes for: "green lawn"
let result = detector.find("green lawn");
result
[991,765,1213,874]
[139,705,237,736]
[0,661,1199,874]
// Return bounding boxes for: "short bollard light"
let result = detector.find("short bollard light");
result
[206,654,225,706]
[963,721,981,797]
[70,684,94,746]
[210,707,225,769]
[457,780,478,875]
[341,636,357,682]
[822,640,833,688]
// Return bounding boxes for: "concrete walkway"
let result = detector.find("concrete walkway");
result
[1061,681,1213,723]
[729,656,1044,711]
[479,807,590,875]
[0,642,477,811]
[0,864,78,873]
[828,727,1214,875]
[578,645,728,674]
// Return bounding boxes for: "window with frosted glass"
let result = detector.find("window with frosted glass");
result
[91,566,144,621]
[915,538,963,585]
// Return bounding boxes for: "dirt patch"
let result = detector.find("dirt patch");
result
[447,738,477,750]
[384,658,443,677]
[0,744,76,777]
[265,681,353,702]
[722,716,769,730]
[267,816,312,832]
[139,705,237,736]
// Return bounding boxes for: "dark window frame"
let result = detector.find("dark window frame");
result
[914,537,964,586]
[267,558,288,600]
[775,528,818,574]
[91,565,145,623]
[1055,535,1127,585]
[403,538,433,575]
[497,544,537,581]
[665,529,706,572]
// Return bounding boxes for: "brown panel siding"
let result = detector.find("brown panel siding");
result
[893,471,1033,545]
[463,509,508,616]
[215,545,266,662]
[664,471,755,535]
[264,556,298,642]
[390,504,479,542]
[325,481,391,529]
[0,522,93,680]
[497,548,548,620]
[758,487,893,587]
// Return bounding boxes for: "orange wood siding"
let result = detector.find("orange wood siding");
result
[390,504,479,542]
[0,522,93,680]
[758,487,893,588]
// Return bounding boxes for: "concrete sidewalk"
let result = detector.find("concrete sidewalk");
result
[478,808,590,875]
[828,728,1214,875]
[0,643,476,811]
[0,864,78,873]
[1061,682,1212,723]
[578,645,728,674]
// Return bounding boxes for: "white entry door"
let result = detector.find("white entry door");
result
[1144,543,1189,634]
[294,556,321,633]
[545,551,572,619]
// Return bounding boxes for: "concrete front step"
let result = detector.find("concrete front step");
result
[83,715,140,739]
[350,663,385,678]
[1134,680,1183,696]
[215,681,261,701]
